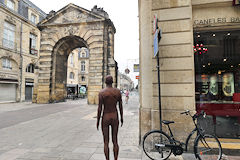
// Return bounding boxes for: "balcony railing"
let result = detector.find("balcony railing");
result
[30,48,38,56]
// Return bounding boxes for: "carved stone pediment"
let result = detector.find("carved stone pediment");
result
[39,4,105,26]
[64,25,79,36]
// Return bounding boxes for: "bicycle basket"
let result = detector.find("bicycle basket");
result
[196,114,215,135]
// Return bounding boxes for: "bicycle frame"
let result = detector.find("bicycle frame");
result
[165,114,204,152]
[184,128,197,151]
[166,125,197,151]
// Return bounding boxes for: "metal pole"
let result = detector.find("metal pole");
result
[156,51,162,131]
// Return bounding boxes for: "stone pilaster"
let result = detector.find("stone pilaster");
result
[139,0,154,140]
[153,0,195,140]
[139,0,195,141]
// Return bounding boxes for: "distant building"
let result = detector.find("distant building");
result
[78,47,89,89]
[0,0,46,102]
[117,72,134,91]
[66,49,79,96]
[66,47,89,97]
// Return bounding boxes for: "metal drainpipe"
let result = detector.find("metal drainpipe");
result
[19,21,23,102]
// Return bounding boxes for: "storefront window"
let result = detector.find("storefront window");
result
[194,30,240,138]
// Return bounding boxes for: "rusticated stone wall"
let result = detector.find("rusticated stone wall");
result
[139,0,195,141]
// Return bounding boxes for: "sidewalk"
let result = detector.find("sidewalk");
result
[0,93,239,160]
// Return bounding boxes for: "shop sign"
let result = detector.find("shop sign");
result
[26,82,34,86]
[194,17,240,26]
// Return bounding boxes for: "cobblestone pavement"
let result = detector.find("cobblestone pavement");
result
[0,92,239,160]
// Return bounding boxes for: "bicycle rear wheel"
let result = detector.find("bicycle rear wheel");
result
[194,134,222,160]
[143,130,172,160]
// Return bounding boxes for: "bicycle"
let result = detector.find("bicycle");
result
[142,110,222,160]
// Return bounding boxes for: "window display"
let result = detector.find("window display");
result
[194,30,240,138]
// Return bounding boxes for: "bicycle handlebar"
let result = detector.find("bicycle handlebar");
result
[180,110,190,115]
[180,110,206,120]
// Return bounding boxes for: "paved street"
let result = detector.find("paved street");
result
[0,92,141,160]
[0,92,239,160]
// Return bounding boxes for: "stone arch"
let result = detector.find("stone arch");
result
[34,3,117,104]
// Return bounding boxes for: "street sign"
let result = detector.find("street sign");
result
[136,76,139,79]
[133,64,139,72]
[154,29,159,57]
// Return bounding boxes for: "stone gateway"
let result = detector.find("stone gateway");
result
[33,4,117,104]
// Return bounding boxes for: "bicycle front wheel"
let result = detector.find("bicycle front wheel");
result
[194,134,222,160]
[143,130,172,160]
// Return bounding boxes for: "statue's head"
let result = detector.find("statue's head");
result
[105,75,113,85]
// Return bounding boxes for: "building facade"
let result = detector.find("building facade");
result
[139,0,240,140]
[0,0,46,102]
[78,47,89,89]
[66,49,79,96]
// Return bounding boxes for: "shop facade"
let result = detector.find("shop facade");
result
[139,0,240,141]
[193,1,240,138]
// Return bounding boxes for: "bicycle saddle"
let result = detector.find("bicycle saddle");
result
[162,120,174,125]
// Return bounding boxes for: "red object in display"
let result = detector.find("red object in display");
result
[233,93,240,102]
[196,103,240,117]
[194,43,208,55]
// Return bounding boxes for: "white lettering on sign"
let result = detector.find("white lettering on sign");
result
[194,17,240,26]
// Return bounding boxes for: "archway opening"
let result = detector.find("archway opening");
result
[66,47,89,99]
[50,36,88,102]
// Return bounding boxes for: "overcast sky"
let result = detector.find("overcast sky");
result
[30,0,139,85]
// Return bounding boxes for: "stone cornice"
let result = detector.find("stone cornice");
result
[38,19,105,29]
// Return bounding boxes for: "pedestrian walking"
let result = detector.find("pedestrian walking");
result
[125,90,129,104]
[96,75,123,160]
